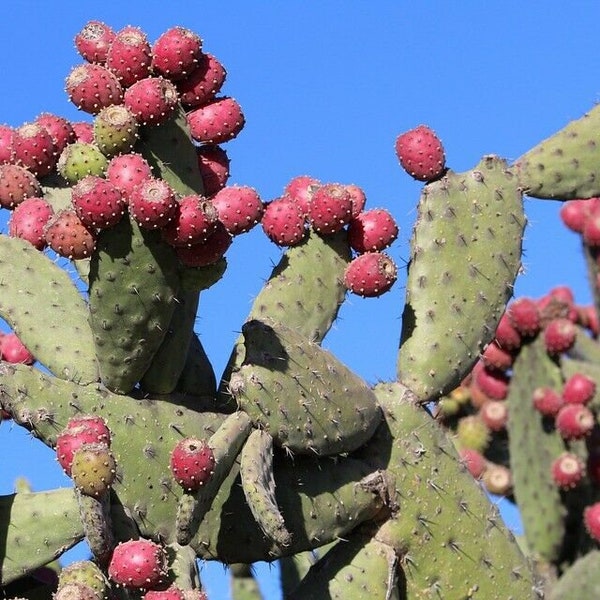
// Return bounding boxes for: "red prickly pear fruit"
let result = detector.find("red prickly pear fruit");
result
[343,251,397,298]
[71,175,127,230]
[210,185,264,235]
[187,96,245,144]
[55,582,99,600]
[178,53,227,108]
[577,304,600,337]
[543,317,577,354]
[284,175,321,217]
[196,144,230,196]
[161,195,219,247]
[551,452,584,489]
[106,26,153,88]
[108,538,168,590]
[57,142,108,184]
[182,591,208,600]
[583,204,600,247]
[560,199,592,233]
[345,183,367,218]
[480,341,514,371]
[13,122,56,177]
[128,177,178,229]
[106,152,153,200]
[1,333,34,365]
[548,285,576,307]
[44,209,96,260]
[0,164,42,209]
[93,104,139,157]
[507,297,541,337]
[152,26,203,81]
[65,63,124,115]
[482,463,513,496]
[124,76,179,126]
[74,20,116,64]
[71,442,117,497]
[479,400,508,432]
[9,197,54,250]
[34,113,76,156]
[169,437,215,491]
[144,586,186,600]
[55,424,109,476]
[395,124,446,182]
[347,208,399,253]
[562,372,596,405]
[532,386,564,418]
[458,448,486,479]
[584,502,600,542]
[493,312,522,351]
[0,124,15,164]
[175,221,232,267]
[66,415,111,444]
[72,122,95,143]
[261,197,307,246]
[307,183,353,235]
[555,403,595,440]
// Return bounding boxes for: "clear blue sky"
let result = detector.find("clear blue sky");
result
[1,2,600,598]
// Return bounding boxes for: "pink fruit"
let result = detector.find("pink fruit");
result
[128,177,178,229]
[71,175,127,230]
[106,26,153,87]
[13,122,56,177]
[1,333,34,365]
[0,164,42,209]
[106,152,153,200]
[555,403,595,440]
[175,221,232,267]
[65,415,111,444]
[583,205,600,246]
[74,20,116,64]
[261,197,306,246]
[551,452,584,489]
[210,185,264,235]
[532,386,564,418]
[458,448,486,479]
[72,121,95,143]
[9,197,54,249]
[0,124,15,164]
[348,208,398,253]
[395,124,446,182]
[187,96,245,144]
[584,502,600,542]
[169,437,215,491]
[196,144,230,196]
[493,312,522,351]
[44,209,96,260]
[472,361,510,400]
[284,175,321,216]
[562,373,596,405]
[343,251,397,298]
[66,63,124,115]
[161,195,219,247]
[479,400,508,432]
[108,539,168,590]
[124,76,179,125]
[507,297,541,337]
[543,317,577,354]
[35,113,76,156]
[178,53,227,107]
[560,200,590,233]
[345,183,367,218]
[55,424,108,476]
[480,341,514,371]
[144,586,186,600]
[307,183,353,235]
[152,26,203,81]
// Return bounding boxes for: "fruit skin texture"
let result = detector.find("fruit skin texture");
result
[8,197,54,249]
[0,164,42,209]
[12,122,57,177]
[555,403,595,440]
[562,373,596,405]
[74,20,116,64]
[532,386,564,418]
[44,209,96,259]
[106,26,153,87]
[161,195,219,247]
[169,437,215,491]
[343,251,397,297]
[507,297,541,337]
[70,442,117,497]
[123,76,179,126]
[543,317,577,354]
[144,586,186,600]
[178,53,226,107]
[71,175,127,230]
[1,333,35,365]
[65,63,124,115]
[395,124,446,182]
[108,539,168,590]
[35,112,76,155]
[55,424,110,476]
[348,208,399,253]
[210,185,264,235]
[583,502,600,542]
[106,152,153,200]
[551,452,584,489]
[0,123,15,164]
[307,183,353,235]
[152,26,203,81]
[175,221,232,267]
[128,177,178,229]
[458,447,487,479]
[57,142,108,184]
[187,96,245,144]
[261,197,306,246]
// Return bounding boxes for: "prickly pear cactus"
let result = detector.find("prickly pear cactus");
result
[5,16,600,600]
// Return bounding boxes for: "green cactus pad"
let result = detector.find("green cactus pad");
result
[514,103,600,200]
[76,491,114,565]
[506,337,567,563]
[88,215,180,394]
[228,319,381,455]
[356,382,535,599]
[175,332,219,401]
[0,488,84,585]
[240,429,292,549]
[398,155,525,402]
[0,235,98,383]
[548,550,600,599]
[279,551,318,598]
[287,531,400,600]
[229,564,264,600]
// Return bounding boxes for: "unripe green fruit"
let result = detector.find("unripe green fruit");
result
[58,142,108,183]
[71,442,117,497]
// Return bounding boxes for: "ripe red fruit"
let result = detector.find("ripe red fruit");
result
[178,53,227,108]
[562,373,596,405]
[348,208,399,253]
[284,175,321,216]
[532,386,564,418]
[345,184,367,218]
[543,317,577,354]
[161,195,219,247]
[55,424,109,476]
[44,210,96,260]
[66,415,111,444]
[507,297,541,337]
[2,333,34,365]
[343,251,397,298]
[458,448,486,479]
[187,96,245,144]
[9,197,54,250]
[66,63,124,115]
[35,113,76,156]
[559,199,591,233]
[106,26,153,87]
[144,585,186,600]
[480,341,514,371]
[551,452,584,489]
[584,502,600,542]
[13,123,56,177]
[493,313,522,351]
[210,186,264,235]
[169,437,215,491]
[124,76,179,126]
[74,20,116,64]
[555,404,595,440]
[72,122,95,143]
[152,26,203,81]
[479,400,508,432]
[108,539,168,590]
[128,178,178,229]
[0,164,42,209]
[106,152,153,200]
[472,361,510,400]
[0,124,15,164]
[261,197,306,246]
[196,144,230,197]
[71,175,127,230]
[308,183,353,235]
[175,221,232,268]
[395,124,446,182]
[583,203,600,246]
